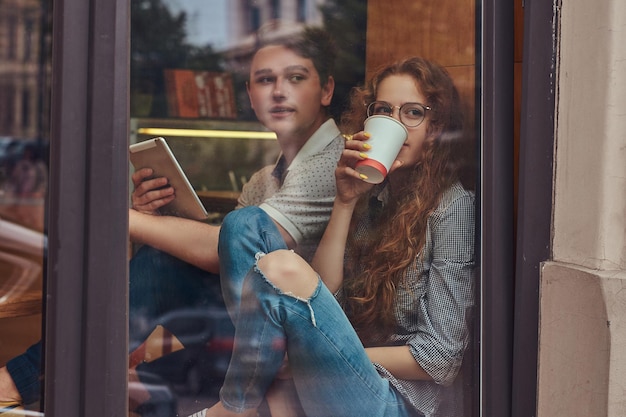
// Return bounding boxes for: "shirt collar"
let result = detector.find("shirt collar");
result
[271,118,340,180]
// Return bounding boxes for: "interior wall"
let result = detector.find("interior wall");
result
[0,248,44,366]
[0,315,42,365]
[366,0,476,124]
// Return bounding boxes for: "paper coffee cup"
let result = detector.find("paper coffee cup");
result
[355,115,409,184]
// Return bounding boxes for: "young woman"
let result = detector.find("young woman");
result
[212,56,476,417]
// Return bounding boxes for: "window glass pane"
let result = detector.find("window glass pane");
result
[0,0,49,415]
[128,2,478,417]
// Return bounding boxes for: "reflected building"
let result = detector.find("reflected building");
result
[0,0,46,139]
[216,0,329,120]
[225,0,324,48]
[161,0,327,68]
[153,0,330,121]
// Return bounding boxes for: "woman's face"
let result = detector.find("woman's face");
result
[374,74,432,170]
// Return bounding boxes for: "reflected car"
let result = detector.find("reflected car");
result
[134,306,235,395]
[130,370,177,417]
[0,137,48,168]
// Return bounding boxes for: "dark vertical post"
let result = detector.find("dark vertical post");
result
[480,0,515,415]
[512,0,558,415]
[45,0,129,415]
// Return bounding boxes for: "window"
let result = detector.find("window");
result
[124,1,489,415]
[297,0,306,22]
[270,0,280,20]
[17,0,529,416]
[7,15,17,60]
[0,3,49,417]
[249,5,261,33]
[1,85,16,130]
[23,17,34,62]
[21,87,30,129]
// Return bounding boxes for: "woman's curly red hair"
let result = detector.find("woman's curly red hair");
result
[340,57,474,345]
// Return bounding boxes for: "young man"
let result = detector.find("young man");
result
[127,28,344,341]
[129,27,341,272]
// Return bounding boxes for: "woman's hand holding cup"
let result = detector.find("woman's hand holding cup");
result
[354,115,408,184]
[335,131,376,205]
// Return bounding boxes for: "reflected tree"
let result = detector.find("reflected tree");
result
[320,0,368,120]
[130,0,224,117]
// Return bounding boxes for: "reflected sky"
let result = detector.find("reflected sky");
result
[163,0,229,49]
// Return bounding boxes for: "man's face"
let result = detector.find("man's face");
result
[247,45,334,142]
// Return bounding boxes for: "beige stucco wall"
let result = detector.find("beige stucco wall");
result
[538,0,626,415]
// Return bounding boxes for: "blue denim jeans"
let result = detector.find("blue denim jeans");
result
[129,206,285,349]
[5,245,222,406]
[219,257,416,417]
[129,244,227,351]
[7,210,281,408]
[218,206,288,321]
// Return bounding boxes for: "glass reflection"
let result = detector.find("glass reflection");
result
[128,1,476,417]
[0,0,50,415]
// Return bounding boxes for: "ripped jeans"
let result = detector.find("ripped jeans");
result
[218,208,416,417]
[218,206,289,321]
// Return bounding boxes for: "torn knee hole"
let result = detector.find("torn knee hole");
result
[257,250,317,299]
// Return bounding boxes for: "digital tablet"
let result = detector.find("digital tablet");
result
[129,137,208,220]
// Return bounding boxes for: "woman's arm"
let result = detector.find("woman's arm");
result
[369,193,474,385]
[311,199,355,293]
[365,346,433,381]
[406,189,476,386]
[311,132,374,292]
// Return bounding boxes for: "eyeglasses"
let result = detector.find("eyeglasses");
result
[366,101,432,128]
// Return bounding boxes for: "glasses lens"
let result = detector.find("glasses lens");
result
[367,102,429,127]
[368,101,393,117]
[400,104,426,127]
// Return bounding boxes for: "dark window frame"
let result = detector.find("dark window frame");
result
[512,0,558,415]
[479,0,515,415]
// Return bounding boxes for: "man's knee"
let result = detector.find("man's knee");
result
[220,206,286,256]
[257,250,318,299]
[222,206,269,235]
